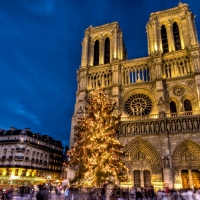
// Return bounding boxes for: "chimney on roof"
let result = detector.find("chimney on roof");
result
[10,127,17,131]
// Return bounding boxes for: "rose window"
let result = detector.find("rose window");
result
[125,93,152,116]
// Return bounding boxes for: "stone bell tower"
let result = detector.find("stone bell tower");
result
[70,22,127,146]
[146,2,199,54]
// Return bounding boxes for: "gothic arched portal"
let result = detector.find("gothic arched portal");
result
[173,140,200,188]
[124,137,163,187]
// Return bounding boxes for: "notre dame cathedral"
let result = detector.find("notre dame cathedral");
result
[70,3,200,189]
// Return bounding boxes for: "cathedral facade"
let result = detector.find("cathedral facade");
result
[70,3,200,189]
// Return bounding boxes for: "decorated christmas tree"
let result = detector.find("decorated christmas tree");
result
[68,88,128,186]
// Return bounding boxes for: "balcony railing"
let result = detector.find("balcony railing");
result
[16,147,25,152]
[121,114,158,121]
[15,156,24,160]
[121,110,200,121]
[166,111,197,117]
[120,111,200,136]
[8,156,13,160]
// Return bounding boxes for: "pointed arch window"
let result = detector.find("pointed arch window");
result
[184,99,192,111]
[173,22,181,51]
[104,37,110,64]
[170,101,177,113]
[161,25,169,53]
[94,40,99,66]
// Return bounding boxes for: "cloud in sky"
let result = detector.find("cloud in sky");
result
[0,0,200,147]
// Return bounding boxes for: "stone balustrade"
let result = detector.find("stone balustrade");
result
[120,111,200,136]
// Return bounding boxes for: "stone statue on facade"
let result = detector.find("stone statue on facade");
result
[160,121,165,132]
[172,121,176,132]
[182,120,187,131]
[127,124,131,135]
[146,123,150,133]
[123,125,126,135]
[193,119,198,130]
[155,122,159,133]
[163,157,170,168]
[141,123,145,134]
[188,119,193,130]
[132,124,135,134]
[150,122,154,133]
[167,121,171,132]
[176,120,182,132]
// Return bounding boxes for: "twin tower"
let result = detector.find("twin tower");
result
[70,3,200,189]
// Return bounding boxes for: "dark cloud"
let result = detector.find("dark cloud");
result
[0,0,199,147]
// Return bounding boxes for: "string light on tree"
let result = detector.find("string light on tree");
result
[68,87,128,186]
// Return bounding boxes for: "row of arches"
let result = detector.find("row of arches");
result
[122,67,151,85]
[170,99,192,114]
[163,58,193,78]
[87,71,112,89]
[161,22,181,53]
[124,138,200,188]
[94,37,110,66]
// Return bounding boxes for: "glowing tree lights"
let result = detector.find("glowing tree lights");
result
[68,88,128,186]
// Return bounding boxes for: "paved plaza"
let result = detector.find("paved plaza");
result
[4,193,66,200]
[7,192,96,200]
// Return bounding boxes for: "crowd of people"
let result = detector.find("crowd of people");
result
[76,185,200,200]
[1,184,200,200]
[128,186,200,200]
[0,184,62,200]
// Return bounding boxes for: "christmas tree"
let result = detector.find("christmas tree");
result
[68,88,128,186]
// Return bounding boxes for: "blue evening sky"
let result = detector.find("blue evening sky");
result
[0,0,199,147]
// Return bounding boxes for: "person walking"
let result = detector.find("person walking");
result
[65,186,69,200]
[5,186,13,200]
[36,185,49,200]
[68,186,74,200]
[136,188,143,200]
[193,190,200,200]
[129,186,136,200]
[29,185,34,200]
[101,181,108,200]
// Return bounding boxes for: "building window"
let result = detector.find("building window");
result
[125,93,152,116]
[161,25,169,53]
[94,40,99,66]
[129,67,150,83]
[170,101,177,113]
[173,22,181,50]
[184,99,192,111]
[104,37,110,64]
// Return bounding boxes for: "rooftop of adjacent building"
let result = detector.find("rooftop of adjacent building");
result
[0,127,62,147]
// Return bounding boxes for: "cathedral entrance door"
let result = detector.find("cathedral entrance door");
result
[134,170,141,187]
[192,170,200,189]
[181,170,189,188]
[144,170,151,187]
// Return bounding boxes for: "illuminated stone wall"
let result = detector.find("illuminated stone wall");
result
[70,3,200,189]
